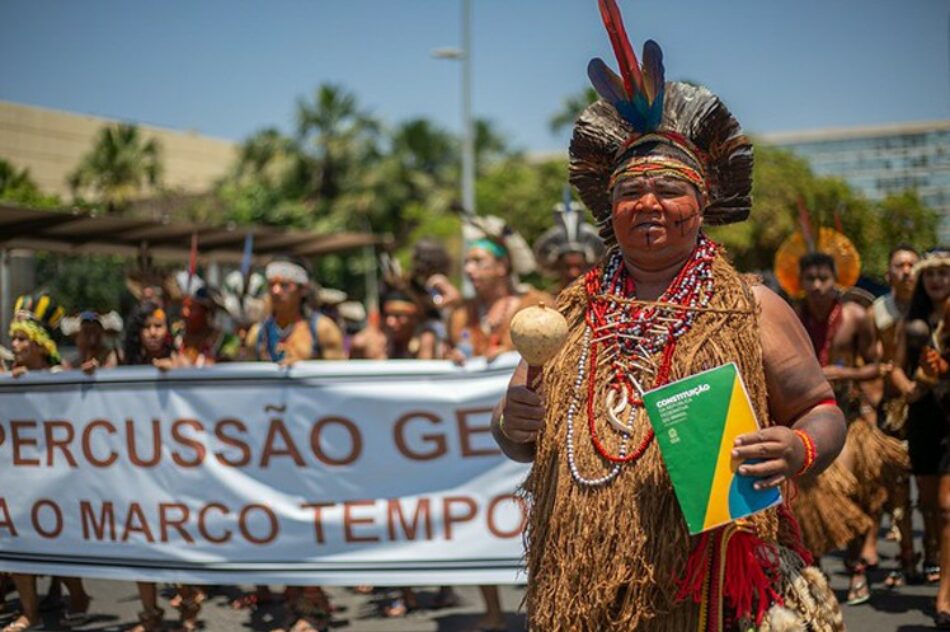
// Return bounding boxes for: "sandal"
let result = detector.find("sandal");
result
[129,606,165,632]
[171,596,201,632]
[883,570,906,589]
[382,598,410,618]
[936,611,950,629]
[886,550,921,588]
[926,563,942,584]
[1,616,40,632]
[846,562,871,606]
[288,616,328,632]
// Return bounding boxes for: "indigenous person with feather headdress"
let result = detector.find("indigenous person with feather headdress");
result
[4,295,93,632]
[60,310,123,372]
[491,2,846,629]
[533,188,606,293]
[784,248,909,606]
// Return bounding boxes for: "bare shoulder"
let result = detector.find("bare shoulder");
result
[842,301,868,324]
[750,284,833,425]
[317,314,343,338]
[750,284,797,321]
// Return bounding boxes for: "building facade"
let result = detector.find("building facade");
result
[761,121,950,243]
[0,100,237,198]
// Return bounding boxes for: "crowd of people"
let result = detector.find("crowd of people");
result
[2,183,950,631]
[0,205,598,632]
[1,15,949,625]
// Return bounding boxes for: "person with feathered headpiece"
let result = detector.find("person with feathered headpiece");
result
[490,2,847,629]
[4,293,94,632]
[8,293,65,374]
[533,187,606,292]
[60,310,123,372]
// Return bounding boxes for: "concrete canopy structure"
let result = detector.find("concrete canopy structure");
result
[0,203,389,345]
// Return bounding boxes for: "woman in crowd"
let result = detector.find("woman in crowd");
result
[890,248,950,625]
[121,300,202,632]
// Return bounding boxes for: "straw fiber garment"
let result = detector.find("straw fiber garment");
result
[793,460,874,558]
[522,254,842,631]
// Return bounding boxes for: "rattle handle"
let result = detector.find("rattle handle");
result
[526,365,543,392]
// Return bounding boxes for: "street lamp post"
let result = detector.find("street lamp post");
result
[433,0,475,295]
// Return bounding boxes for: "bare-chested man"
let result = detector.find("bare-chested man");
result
[795,251,907,604]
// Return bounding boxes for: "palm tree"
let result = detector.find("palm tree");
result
[0,159,60,208]
[68,124,163,213]
[549,87,598,135]
[232,127,302,190]
[294,84,380,204]
[391,118,456,178]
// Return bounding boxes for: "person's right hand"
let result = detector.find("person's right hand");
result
[922,347,949,378]
[153,357,174,372]
[501,384,545,444]
[81,358,99,375]
[426,274,461,309]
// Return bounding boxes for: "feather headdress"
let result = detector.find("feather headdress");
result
[533,187,606,275]
[571,0,754,245]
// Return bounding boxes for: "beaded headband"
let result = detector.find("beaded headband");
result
[608,156,709,203]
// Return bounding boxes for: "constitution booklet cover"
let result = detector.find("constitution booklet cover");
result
[642,362,782,535]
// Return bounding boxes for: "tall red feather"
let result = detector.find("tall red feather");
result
[597,0,643,99]
[796,196,816,253]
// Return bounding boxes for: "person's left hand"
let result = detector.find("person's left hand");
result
[731,426,805,489]
[81,358,99,375]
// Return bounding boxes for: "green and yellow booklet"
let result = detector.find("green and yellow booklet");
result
[642,362,781,535]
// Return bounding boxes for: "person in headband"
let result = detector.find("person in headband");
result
[492,1,846,629]
[252,256,344,364]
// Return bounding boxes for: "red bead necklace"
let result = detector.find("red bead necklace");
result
[579,237,717,466]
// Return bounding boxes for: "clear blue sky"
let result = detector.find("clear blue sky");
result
[2,0,948,152]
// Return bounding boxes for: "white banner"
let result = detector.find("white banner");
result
[0,354,529,585]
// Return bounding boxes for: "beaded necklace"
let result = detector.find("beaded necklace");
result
[801,299,843,367]
[566,234,718,487]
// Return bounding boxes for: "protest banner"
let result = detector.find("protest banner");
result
[0,354,528,585]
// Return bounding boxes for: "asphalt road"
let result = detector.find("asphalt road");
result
[0,528,941,631]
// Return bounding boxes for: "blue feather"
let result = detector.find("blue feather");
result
[587,58,628,108]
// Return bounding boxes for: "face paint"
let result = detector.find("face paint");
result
[610,175,703,260]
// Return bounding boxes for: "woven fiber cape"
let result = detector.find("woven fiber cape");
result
[522,255,843,631]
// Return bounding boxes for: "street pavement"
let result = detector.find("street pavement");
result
[0,528,941,631]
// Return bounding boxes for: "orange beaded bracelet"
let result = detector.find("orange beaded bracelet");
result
[793,429,817,477]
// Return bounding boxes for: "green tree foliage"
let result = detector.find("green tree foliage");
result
[34,253,127,314]
[477,157,572,247]
[0,159,61,208]
[549,87,598,135]
[708,143,940,278]
[68,123,163,213]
